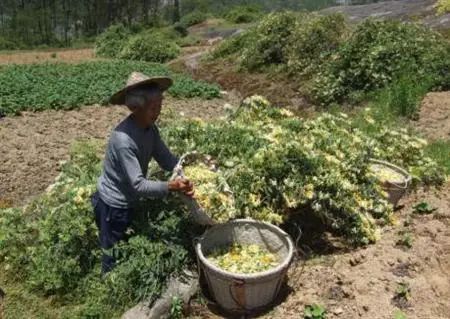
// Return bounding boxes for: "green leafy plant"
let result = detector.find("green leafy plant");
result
[437,0,450,14]
[239,11,298,70]
[224,5,262,23]
[425,140,450,174]
[94,23,131,58]
[119,32,180,63]
[0,60,220,115]
[285,13,348,77]
[394,309,407,319]
[179,10,207,28]
[395,282,411,301]
[312,19,450,104]
[413,202,437,215]
[169,296,184,319]
[396,231,413,249]
[304,304,326,319]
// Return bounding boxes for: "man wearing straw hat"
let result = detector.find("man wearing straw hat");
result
[91,72,194,274]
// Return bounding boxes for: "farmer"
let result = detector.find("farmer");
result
[91,72,194,274]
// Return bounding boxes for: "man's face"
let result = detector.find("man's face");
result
[134,94,163,127]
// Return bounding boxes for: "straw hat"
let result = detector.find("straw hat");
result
[110,72,173,105]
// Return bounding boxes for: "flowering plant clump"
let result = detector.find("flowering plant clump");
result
[163,95,445,245]
[183,163,236,223]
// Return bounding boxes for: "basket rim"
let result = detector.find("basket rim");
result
[368,158,412,185]
[194,218,294,280]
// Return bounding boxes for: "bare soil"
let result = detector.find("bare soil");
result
[0,48,97,65]
[171,57,313,112]
[0,96,233,207]
[416,91,450,141]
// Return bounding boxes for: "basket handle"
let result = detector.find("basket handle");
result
[229,278,249,311]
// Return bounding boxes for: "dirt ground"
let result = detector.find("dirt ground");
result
[188,184,450,319]
[0,48,96,65]
[0,96,234,207]
[416,91,450,141]
[171,56,312,112]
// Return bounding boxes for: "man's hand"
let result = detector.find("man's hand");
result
[169,178,195,197]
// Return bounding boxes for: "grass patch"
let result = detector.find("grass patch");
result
[425,140,450,174]
[0,60,220,116]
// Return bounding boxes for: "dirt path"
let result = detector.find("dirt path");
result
[189,184,450,319]
[0,97,232,207]
[0,48,96,65]
[416,91,450,141]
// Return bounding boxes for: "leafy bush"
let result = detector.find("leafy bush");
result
[285,13,348,77]
[224,5,262,23]
[312,20,450,104]
[437,0,450,14]
[0,36,20,50]
[119,32,180,63]
[176,34,202,47]
[0,60,220,115]
[240,12,298,70]
[94,24,131,58]
[211,13,450,107]
[173,22,189,37]
[179,10,207,28]
[210,30,255,59]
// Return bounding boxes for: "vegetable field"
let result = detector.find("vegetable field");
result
[0,60,220,116]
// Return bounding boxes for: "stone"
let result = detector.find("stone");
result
[121,269,199,319]
[333,307,344,315]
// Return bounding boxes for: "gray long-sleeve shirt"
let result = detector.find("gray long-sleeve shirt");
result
[97,115,178,208]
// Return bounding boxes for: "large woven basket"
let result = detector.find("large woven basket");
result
[369,159,412,207]
[194,219,294,314]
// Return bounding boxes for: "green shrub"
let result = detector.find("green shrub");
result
[312,20,450,104]
[173,22,189,37]
[94,24,131,58]
[285,13,349,77]
[224,5,262,24]
[240,12,298,70]
[179,11,207,28]
[0,36,20,50]
[210,30,255,59]
[119,32,180,63]
[0,60,220,115]
[437,0,450,14]
[176,34,202,47]
[0,140,197,316]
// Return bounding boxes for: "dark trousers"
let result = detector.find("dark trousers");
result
[91,191,133,274]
